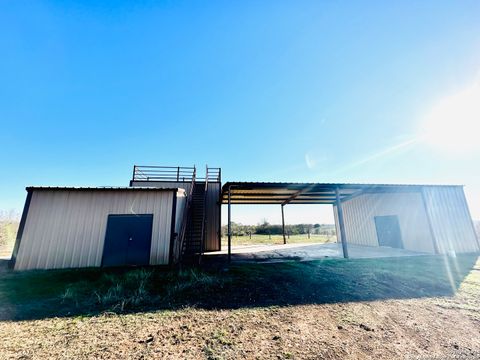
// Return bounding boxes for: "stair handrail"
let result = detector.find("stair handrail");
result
[175,166,196,265]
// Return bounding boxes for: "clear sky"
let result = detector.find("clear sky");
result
[1,1,480,225]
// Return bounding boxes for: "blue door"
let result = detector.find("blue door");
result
[102,214,153,267]
[374,215,403,249]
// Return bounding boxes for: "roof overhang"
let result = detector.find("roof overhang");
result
[220,182,462,205]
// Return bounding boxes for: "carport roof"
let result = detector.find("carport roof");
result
[220,182,462,205]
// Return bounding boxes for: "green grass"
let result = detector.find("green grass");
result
[0,253,478,321]
[0,265,229,320]
[221,233,336,246]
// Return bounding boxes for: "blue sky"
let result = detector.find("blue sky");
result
[1,1,480,224]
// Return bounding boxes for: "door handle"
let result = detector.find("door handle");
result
[129,237,133,241]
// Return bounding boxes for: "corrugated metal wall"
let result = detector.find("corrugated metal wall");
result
[205,182,221,251]
[423,186,479,254]
[15,189,176,270]
[334,187,479,255]
[335,192,436,253]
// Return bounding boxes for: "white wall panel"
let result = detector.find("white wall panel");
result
[423,186,479,254]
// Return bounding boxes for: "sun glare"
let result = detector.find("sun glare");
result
[420,83,480,154]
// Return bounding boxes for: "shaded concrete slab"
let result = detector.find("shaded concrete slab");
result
[204,242,427,264]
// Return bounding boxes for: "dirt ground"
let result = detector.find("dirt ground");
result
[0,297,479,359]
[1,254,479,359]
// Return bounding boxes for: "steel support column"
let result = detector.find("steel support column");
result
[335,187,349,259]
[281,204,286,244]
[228,186,232,263]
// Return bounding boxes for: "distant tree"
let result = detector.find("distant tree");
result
[0,209,20,222]
[221,222,337,237]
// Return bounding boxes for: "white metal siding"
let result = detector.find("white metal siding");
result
[175,191,186,235]
[15,190,176,270]
[336,192,436,253]
[423,187,479,254]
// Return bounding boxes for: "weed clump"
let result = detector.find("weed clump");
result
[93,268,153,311]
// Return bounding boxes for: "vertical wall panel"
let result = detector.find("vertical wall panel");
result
[15,189,177,270]
[205,182,221,251]
[423,186,479,254]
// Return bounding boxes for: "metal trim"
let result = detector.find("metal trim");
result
[9,189,33,269]
[335,187,349,259]
[461,187,480,251]
[168,190,178,266]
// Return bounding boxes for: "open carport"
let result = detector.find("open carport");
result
[220,182,480,262]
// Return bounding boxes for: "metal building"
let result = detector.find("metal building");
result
[12,187,186,270]
[11,166,479,270]
[12,166,222,270]
[221,182,480,260]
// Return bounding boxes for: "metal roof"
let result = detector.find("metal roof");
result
[220,182,463,205]
[26,186,183,192]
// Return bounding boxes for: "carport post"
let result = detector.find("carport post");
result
[335,187,349,259]
[281,204,286,244]
[227,186,232,263]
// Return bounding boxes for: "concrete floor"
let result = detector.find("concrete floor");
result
[204,242,427,263]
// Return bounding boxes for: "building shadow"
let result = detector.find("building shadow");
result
[0,253,478,321]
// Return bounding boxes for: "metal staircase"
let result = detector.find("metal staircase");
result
[130,164,220,266]
[183,181,206,261]
[182,166,221,265]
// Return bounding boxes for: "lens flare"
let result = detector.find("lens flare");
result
[420,83,480,154]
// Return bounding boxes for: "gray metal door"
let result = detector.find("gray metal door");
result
[102,214,153,267]
[374,215,403,249]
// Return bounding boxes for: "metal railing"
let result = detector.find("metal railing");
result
[132,166,196,182]
[196,167,221,182]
